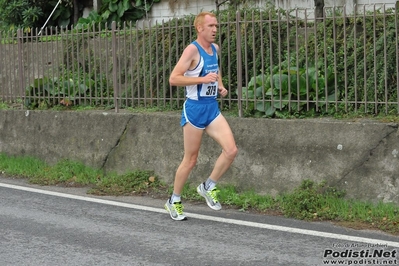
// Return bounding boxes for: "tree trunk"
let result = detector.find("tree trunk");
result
[314,0,324,21]
[215,0,219,13]
[94,0,102,12]
[73,0,79,25]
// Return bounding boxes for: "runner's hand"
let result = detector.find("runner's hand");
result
[219,87,228,97]
[202,72,219,83]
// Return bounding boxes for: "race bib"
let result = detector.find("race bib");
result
[200,81,218,97]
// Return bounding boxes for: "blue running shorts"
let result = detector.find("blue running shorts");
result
[180,99,221,129]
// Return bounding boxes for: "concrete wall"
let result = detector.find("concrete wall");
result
[0,110,398,204]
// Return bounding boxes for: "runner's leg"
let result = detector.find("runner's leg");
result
[173,123,204,195]
[205,114,238,182]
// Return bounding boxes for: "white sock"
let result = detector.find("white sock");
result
[204,177,217,191]
[170,193,181,203]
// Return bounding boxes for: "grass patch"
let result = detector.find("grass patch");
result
[0,153,398,235]
[0,102,9,109]
[29,159,102,186]
[0,153,164,193]
[0,153,48,177]
[88,170,166,196]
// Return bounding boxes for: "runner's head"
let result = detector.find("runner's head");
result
[194,12,217,33]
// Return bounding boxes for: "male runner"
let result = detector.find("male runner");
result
[164,11,238,220]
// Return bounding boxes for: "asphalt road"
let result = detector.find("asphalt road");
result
[0,177,398,266]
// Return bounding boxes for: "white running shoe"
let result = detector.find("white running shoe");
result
[197,183,222,211]
[164,200,187,221]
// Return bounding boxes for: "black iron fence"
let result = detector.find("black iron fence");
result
[1,5,398,116]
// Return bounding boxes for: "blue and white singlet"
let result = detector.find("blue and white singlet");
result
[180,41,221,129]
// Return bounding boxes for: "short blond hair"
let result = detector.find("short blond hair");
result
[194,12,216,32]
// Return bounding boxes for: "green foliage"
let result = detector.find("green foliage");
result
[0,152,158,194]
[76,0,162,28]
[280,179,346,220]
[24,76,80,108]
[23,27,117,110]
[239,58,336,117]
[75,11,105,30]
[217,8,290,93]
[0,0,73,29]
[6,6,399,115]
[0,0,32,29]
[24,72,114,109]
[0,153,47,178]
[304,9,399,114]
[219,185,276,211]
[0,0,161,31]
[0,101,9,109]
[22,6,44,24]
[29,159,102,185]
[126,16,195,104]
[90,170,159,195]
[229,8,399,117]
[1,152,398,234]
[49,1,73,28]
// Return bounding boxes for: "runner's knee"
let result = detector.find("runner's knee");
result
[224,145,238,161]
[183,156,198,169]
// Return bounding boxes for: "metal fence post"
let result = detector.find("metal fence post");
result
[17,29,25,108]
[112,21,119,113]
[236,11,242,118]
[396,1,399,113]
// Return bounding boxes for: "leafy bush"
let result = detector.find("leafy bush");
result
[86,0,162,28]
[0,0,73,29]
[24,71,114,109]
[304,9,399,114]
[233,7,399,116]
[238,58,336,117]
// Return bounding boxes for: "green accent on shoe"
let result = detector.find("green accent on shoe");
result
[164,200,187,221]
[197,183,222,211]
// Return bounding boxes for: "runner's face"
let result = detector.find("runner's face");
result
[200,15,218,43]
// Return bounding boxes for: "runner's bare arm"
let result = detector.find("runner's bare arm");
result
[214,44,228,97]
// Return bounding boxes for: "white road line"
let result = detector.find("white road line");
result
[1,182,398,247]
